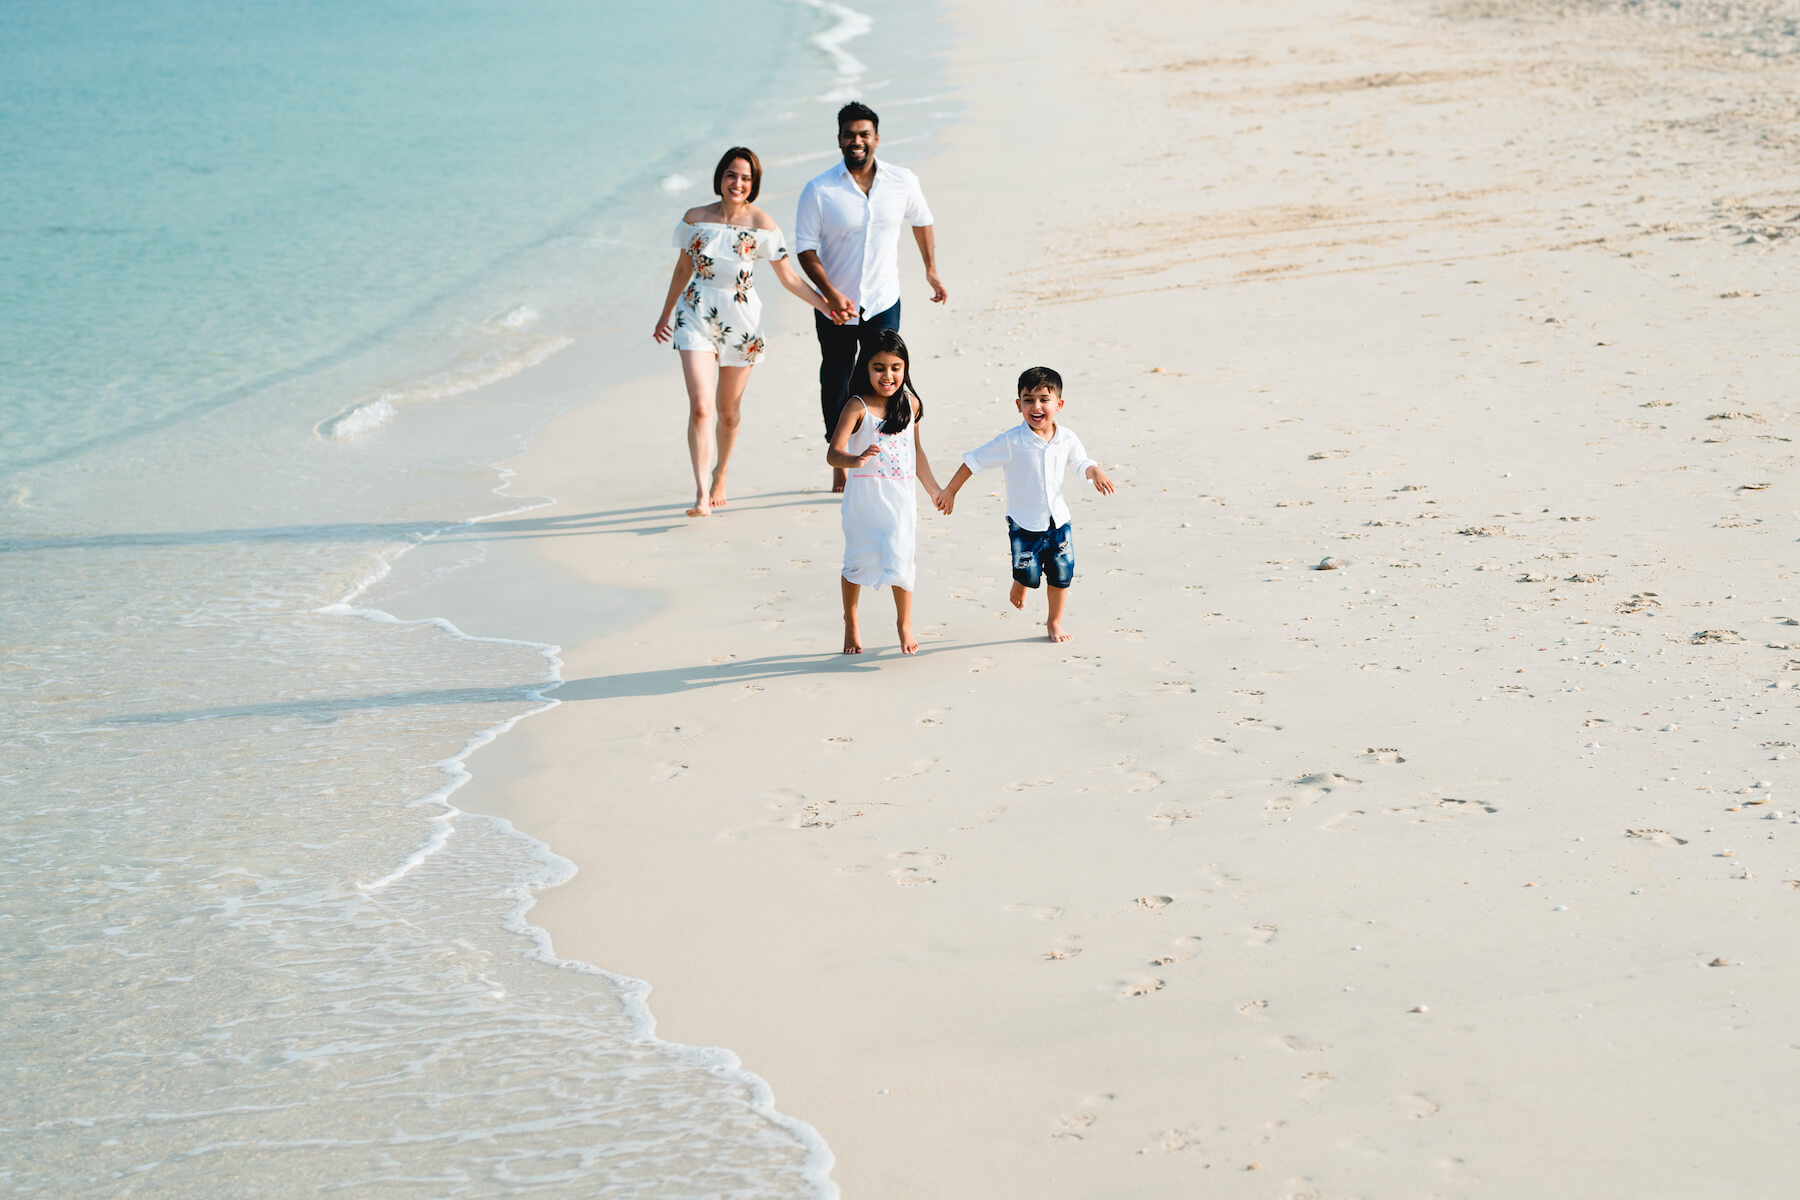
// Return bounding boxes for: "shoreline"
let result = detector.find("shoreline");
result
[448,0,1800,1195]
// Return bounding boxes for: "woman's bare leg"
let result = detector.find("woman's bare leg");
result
[841,576,862,654]
[680,351,718,516]
[711,365,752,509]
[893,586,917,654]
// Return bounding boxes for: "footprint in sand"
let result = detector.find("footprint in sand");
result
[1128,770,1164,793]
[1149,936,1202,967]
[1248,924,1278,945]
[1232,688,1265,705]
[1265,794,1294,816]
[1044,933,1083,961]
[1436,797,1500,816]
[1625,827,1688,846]
[889,849,947,885]
[883,758,937,782]
[1233,716,1284,732]
[1236,999,1270,1021]
[1051,1094,1114,1142]
[1120,976,1165,997]
[917,709,945,727]
[1006,901,1065,921]
[1362,747,1406,764]
[1300,1071,1335,1098]
[969,656,997,673]
[1396,1093,1441,1119]
[1320,809,1366,833]
[823,735,855,747]
[1111,628,1146,639]
[955,802,1013,831]
[1136,894,1175,910]
[1279,1033,1328,1054]
[1004,775,1057,793]
[1141,1126,1205,1154]
[796,797,862,830]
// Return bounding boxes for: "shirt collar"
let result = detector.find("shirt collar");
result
[832,157,888,184]
[1015,420,1063,446]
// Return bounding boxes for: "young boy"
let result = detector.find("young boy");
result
[935,366,1114,642]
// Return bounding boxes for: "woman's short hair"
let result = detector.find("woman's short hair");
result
[712,146,762,203]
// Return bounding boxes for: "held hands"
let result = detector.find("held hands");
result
[1088,466,1116,496]
[933,483,958,515]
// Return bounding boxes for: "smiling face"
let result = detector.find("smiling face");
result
[867,350,905,398]
[838,119,878,170]
[1016,384,1065,437]
[719,157,754,204]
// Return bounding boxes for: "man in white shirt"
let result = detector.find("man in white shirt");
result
[794,101,947,490]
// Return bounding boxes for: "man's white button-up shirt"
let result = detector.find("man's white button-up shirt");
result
[960,422,1098,532]
[794,158,933,323]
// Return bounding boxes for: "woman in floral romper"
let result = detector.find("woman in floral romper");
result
[655,146,844,516]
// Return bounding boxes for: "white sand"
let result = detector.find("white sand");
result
[387,0,1800,1194]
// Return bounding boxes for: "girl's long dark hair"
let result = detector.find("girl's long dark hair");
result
[852,328,923,435]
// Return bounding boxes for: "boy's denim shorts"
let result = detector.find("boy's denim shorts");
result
[1008,518,1074,589]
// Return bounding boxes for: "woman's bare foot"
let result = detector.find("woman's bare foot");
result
[685,498,711,518]
[708,474,728,509]
[831,466,847,493]
[843,613,862,654]
[898,620,919,654]
[1009,581,1026,609]
[1045,619,1071,643]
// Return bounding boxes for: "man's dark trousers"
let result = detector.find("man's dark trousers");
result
[815,300,901,439]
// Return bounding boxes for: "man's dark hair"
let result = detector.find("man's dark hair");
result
[836,101,879,132]
[1017,366,1063,396]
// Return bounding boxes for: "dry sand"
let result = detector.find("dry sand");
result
[373,0,1800,1194]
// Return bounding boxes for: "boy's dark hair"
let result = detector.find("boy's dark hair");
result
[712,146,762,203]
[836,101,879,132]
[1017,366,1063,396]
[852,328,922,435]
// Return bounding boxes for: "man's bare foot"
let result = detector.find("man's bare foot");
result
[1046,619,1071,643]
[1009,581,1026,610]
[898,620,919,654]
[843,614,862,654]
[831,466,847,494]
[708,477,728,509]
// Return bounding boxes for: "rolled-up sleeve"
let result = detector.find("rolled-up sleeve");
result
[1064,432,1097,477]
[962,430,1012,474]
[904,171,933,227]
[794,180,823,255]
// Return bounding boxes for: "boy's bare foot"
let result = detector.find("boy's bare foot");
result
[898,620,919,654]
[708,474,728,509]
[1046,619,1071,643]
[1009,581,1026,610]
[843,613,862,654]
[831,466,847,494]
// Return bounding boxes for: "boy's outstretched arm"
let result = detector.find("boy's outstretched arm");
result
[935,463,973,514]
[1086,464,1115,495]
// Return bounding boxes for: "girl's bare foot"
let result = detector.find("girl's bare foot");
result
[1009,581,1026,609]
[897,620,919,654]
[843,613,862,654]
[708,473,728,509]
[1046,619,1071,643]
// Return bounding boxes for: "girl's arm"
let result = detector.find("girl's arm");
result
[826,401,880,470]
[652,252,692,343]
[912,401,943,502]
[770,256,845,323]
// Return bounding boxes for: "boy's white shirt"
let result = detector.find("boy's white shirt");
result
[960,421,1098,531]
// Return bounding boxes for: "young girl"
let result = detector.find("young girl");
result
[825,329,943,655]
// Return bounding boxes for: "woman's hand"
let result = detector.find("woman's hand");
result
[653,315,674,344]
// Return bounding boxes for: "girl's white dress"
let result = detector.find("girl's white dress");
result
[840,397,916,591]
[669,220,789,366]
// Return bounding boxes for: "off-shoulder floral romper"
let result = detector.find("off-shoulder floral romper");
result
[670,220,790,366]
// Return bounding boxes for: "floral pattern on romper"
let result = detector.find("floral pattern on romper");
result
[670,219,789,367]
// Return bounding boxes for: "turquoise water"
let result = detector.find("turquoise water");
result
[1,0,948,1193]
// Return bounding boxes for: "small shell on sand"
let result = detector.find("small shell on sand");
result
[1409,1005,1429,1013]
[1316,556,1343,570]
[1708,957,1735,967]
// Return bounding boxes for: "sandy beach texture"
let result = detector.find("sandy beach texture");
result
[376,0,1800,1194]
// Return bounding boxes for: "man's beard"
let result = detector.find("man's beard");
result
[842,147,870,169]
